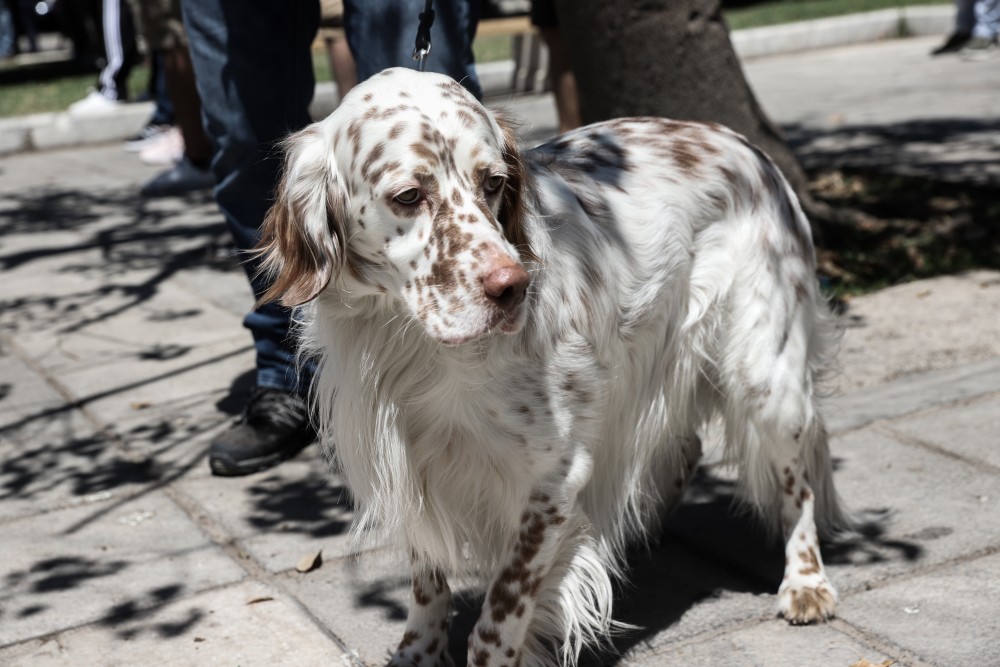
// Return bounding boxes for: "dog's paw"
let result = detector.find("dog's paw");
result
[776,578,838,625]
[387,643,455,667]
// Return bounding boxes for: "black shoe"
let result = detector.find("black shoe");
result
[931,31,972,55]
[140,156,215,198]
[209,387,315,476]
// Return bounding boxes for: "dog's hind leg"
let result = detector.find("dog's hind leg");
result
[719,267,844,624]
[389,567,454,667]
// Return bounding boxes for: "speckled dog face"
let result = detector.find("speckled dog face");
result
[265,68,532,346]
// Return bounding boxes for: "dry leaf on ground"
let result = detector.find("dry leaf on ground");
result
[296,550,323,573]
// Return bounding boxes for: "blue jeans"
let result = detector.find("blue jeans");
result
[343,0,482,99]
[974,0,1000,38]
[181,0,319,394]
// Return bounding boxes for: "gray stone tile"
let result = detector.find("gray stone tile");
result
[0,490,245,645]
[279,550,433,664]
[665,427,1000,600]
[0,405,157,523]
[0,580,350,667]
[825,357,1000,433]
[888,393,1000,470]
[174,450,354,573]
[838,551,1000,666]
[0,347,158,522]
[623,620,895,667]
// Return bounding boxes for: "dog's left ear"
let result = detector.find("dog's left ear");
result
[494,113,535,262]
[256,124,347,308]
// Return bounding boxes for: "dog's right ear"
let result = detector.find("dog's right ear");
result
[256,124,347,308]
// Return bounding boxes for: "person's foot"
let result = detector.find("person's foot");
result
[960,36,998,61]
[139,126,184,165]
[140,156,215,197]
[930,31,972,55]
[125,123,173,152]
[68,90,124,115]
[209,387,315,476]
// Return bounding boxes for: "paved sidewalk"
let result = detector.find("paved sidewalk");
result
[1,37,999,666]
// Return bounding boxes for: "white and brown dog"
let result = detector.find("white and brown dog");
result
[258,67,849,666]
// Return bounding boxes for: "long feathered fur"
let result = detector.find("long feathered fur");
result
[258,67,849,665]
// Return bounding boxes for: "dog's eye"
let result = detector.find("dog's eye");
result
[394,188,422,205]
[484,175,505,195]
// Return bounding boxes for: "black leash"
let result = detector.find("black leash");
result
[412,0,435,71]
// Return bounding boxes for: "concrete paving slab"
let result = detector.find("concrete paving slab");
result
[888,392,1000,470]
[592,542,776,659]
[278,550,413,664]
[106,390,243,481]
[826,356,1000,433]
[622,619,895,667]
[666,426,1000,599]
[0,490,246,646]
[745,36,1000,186]
[0,579,350,667]
[0,344,159,522]
[835,270,1000,393]
[174,450,355,573]
[837,551,1000,666]
[0,402,155,524]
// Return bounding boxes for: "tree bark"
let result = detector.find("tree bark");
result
[553,0,808,197]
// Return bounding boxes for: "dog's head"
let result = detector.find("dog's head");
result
[257,67,532,346]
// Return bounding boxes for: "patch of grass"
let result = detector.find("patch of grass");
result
[811,169,1000,296]
[725,0,946,30]
[474,35,514,64]
[0,65,149,117]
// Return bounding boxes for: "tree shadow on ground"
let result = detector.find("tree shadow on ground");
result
[0,185,238,338]
[0,552,208,643]
[806,166,1000,291]
[242,467,353,539]
[783,117,1000,188]
[0,181,258,524]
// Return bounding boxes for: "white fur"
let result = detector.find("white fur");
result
[259,67,850,666]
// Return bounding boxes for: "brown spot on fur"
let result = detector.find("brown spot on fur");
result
[478,626,502,646]
[360,142,385,180]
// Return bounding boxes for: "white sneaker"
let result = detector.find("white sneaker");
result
[68,90,122,115]
[139,126,184,166]
[124,124,173,152]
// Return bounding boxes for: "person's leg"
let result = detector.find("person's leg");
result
[973,0,1000,38]
[932,0,976,54]
[342,0,481,99]
[99,0,137,100]
[328,35,357,96]
[150,51,176,124]
[182,0,320,474]
[962,0,1000,57]
[139,1,216,197]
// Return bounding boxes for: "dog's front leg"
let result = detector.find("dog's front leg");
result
[388,566,454,667]
[467,449,593,665]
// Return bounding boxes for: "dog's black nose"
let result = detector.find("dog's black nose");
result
[483,260,530,309]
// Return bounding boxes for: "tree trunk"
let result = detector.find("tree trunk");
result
[553,0,808,197]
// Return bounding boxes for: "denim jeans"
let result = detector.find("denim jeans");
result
[343,0,482,99]
[974,0,1000,38]
[181,0,319,394]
